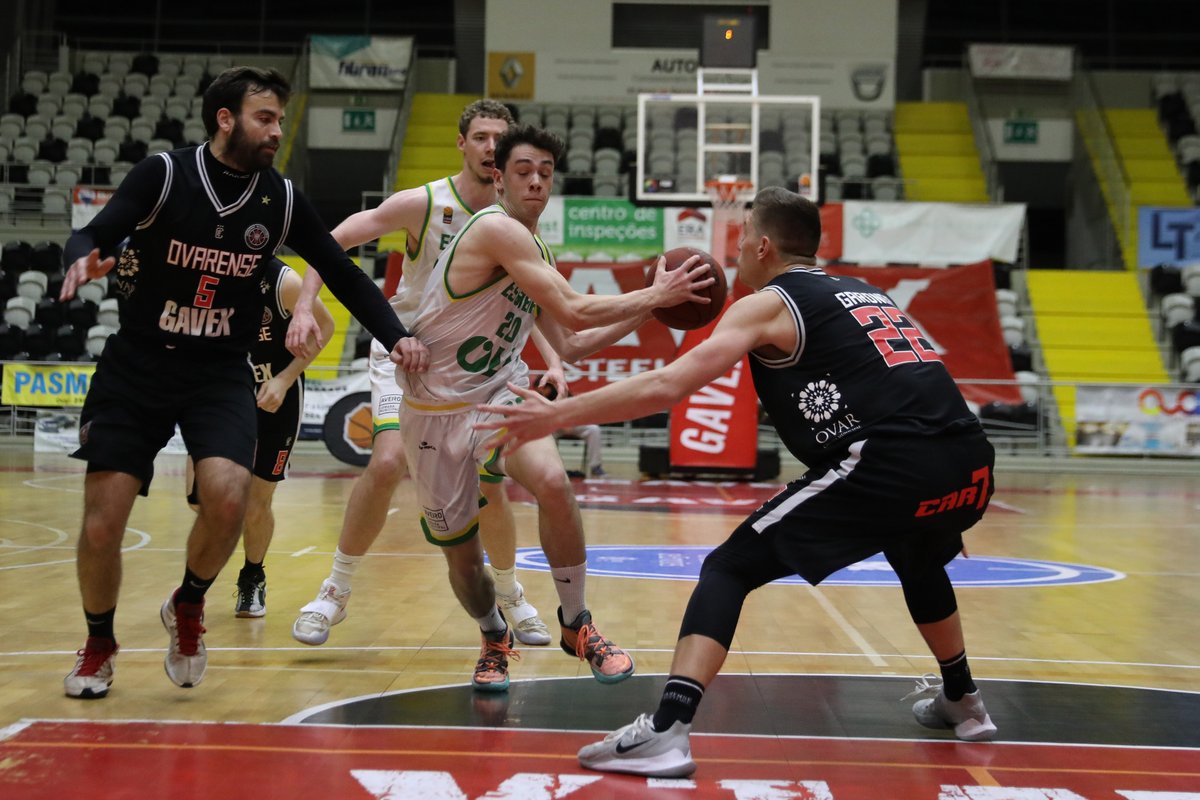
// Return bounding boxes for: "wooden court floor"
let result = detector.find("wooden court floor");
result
[1,439,1198,797]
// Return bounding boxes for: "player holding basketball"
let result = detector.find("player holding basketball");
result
[391,123,713,690]
[479,187,997,775]
[284,101,566,650]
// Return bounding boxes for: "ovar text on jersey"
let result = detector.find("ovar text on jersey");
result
[166,239,261,278]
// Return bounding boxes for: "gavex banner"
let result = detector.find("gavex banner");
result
[522,260,1019,409]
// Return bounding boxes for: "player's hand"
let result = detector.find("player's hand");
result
[390,336,430,373]
[651,253,715,307]
[537,365,568,400]
[286,303,322,359]
[255,377,287,413]
[474,382,558,455]
[59,249,116,301]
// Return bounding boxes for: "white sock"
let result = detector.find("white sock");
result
[550,561,587,622]
[491,565,519,597]
[329,548,363,593]
[475,605,507,635]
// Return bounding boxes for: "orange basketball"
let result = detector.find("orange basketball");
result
[645,247,728,330]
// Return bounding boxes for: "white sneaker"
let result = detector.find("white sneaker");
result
[64,637,118,699]
[292,579,350,645]
[578,713,695,778]
[161,593,207,688]
[907,674,997,742]
[496,581,551,646]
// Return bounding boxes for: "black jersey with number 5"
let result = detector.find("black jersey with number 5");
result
[109,146,294,356]
[749,267,979,466]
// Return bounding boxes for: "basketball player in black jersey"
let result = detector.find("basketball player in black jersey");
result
[58,66,428,699]
[480,187,998,777]
[184,257,334,618]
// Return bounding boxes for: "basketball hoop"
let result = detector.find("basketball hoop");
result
[704,176,753,266]
[704,176,754,213]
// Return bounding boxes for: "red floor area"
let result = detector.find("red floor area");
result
[2,720,1197,799]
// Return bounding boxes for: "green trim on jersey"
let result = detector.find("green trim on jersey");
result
[442,208,508,301]
[446,176,475,217]
[407,182,436,261]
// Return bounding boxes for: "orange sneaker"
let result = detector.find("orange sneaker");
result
[472,625,519,692]
[558,607,635,684]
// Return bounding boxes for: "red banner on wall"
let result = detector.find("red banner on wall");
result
[667,308,759,471]
[823,261,1021,406]
[523,258,1018,408]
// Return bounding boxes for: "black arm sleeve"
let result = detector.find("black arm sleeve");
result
[62,156,168,267]
[284,190,409,352]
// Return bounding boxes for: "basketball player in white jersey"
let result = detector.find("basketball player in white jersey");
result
[284,100,560,647]
[395,124,715,690]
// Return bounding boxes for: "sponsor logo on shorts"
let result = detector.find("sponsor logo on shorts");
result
[423,507,448,532]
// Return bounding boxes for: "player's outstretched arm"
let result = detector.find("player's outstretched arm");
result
[478,292,780,452]
[479,216,714,331]
[262,267,336,412]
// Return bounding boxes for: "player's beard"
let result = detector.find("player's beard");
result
[227,119,277,171]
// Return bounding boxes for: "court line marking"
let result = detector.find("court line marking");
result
[807,585,887,666]
[0,528,151,570]
[290,546,315,557]
[1,648,1196,673]
[5,736,1199,778]
[7,714,1200,762]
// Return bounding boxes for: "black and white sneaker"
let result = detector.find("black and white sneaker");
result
[234,572,266,618]
[577,713,695,778]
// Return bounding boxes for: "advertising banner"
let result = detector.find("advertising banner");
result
[2,363,95,407]
[520,260,1017,408]
[71,186,113,231]
[968,44,1074,81]
[668,336,759,470]
[1137,207,1200,268]
[539,197,665,261]
[309,36,411,90]
[841,202,1025,266]
[823,262,1021,407]
[1075,385,1200,455]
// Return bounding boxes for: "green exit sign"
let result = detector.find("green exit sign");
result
[342,108,376,132]
[1003,119,1038,144]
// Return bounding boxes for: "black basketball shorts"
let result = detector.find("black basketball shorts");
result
[715,430,995,586]
[73,334,258,495]
[252,378,303,482]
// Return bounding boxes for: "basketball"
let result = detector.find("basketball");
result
[645,247,728,330]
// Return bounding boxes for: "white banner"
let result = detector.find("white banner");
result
[1075,385,1200,456]
[34,409,186,454]
[309,35,411,90]
[71,186,113,231]
[841,202,1026,266]
[302,370,369,431]
[968,44,1073,81]
[522,49,894,108]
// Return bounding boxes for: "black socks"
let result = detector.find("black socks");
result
[652,675,705,731]
[939,650,977,701]
[85,607,116,642]
[177,566,215,606]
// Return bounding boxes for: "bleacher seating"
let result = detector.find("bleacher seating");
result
[3,50,228,224]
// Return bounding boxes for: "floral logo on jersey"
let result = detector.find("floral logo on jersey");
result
[114,246,140,298]
[796,379,841,423]
[244,224,270,250]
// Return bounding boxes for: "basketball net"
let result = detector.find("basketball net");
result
[705,176,752,268]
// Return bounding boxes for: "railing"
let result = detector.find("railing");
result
[276,39,309,181]
[962,55,1003,203]
[1071,56,1131,267]
[382,47,419,194]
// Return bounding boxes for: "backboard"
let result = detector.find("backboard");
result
[634,92,821,207]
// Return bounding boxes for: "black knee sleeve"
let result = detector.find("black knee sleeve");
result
[895,563,958,624]
[677,538,784,649]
